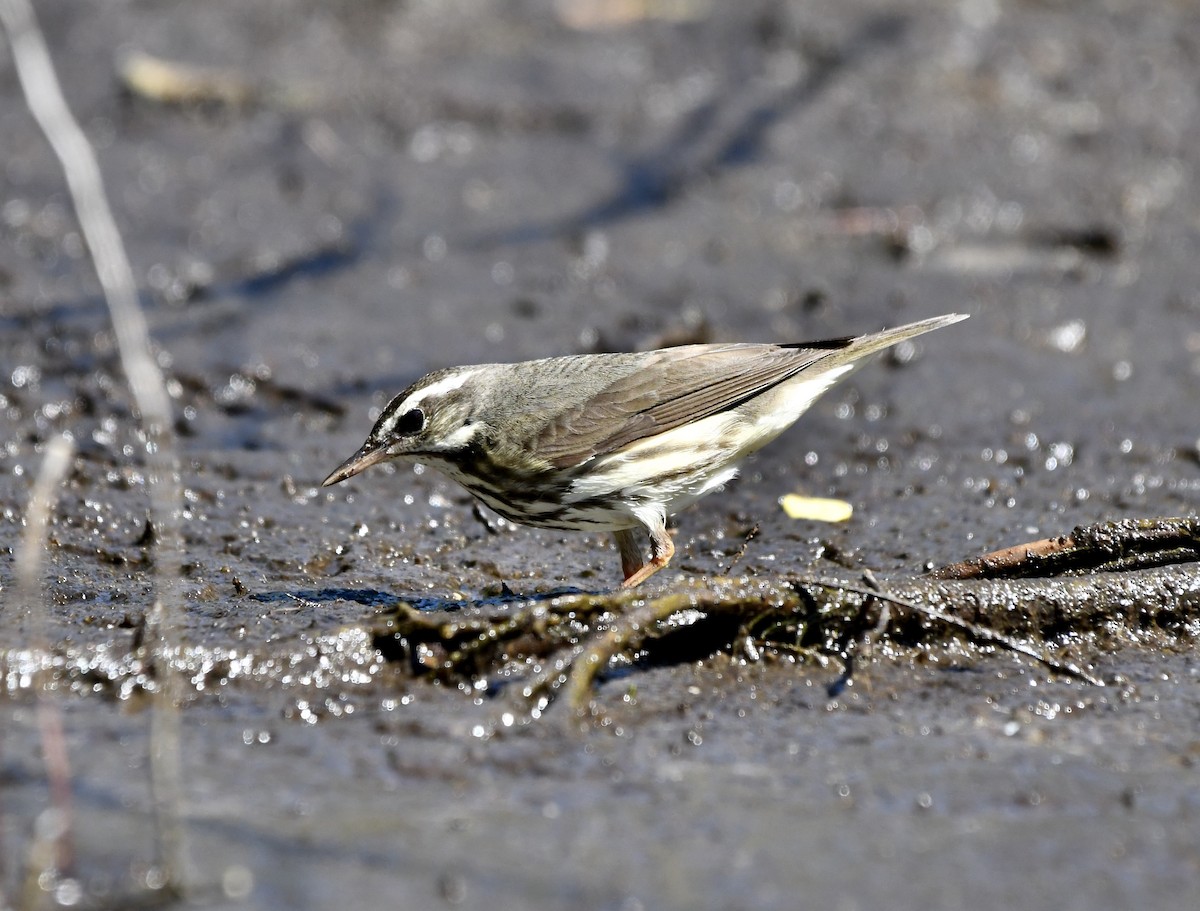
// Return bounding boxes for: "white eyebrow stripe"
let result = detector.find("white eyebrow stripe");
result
[375,369,479,438]
[404,369,479,410]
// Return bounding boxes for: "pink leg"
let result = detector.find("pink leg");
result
[617,520,674,588]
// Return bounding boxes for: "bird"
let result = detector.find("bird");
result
[323,313,967,587]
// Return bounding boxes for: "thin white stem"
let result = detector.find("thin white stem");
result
[0,0,189,892]
[15,437,76,896]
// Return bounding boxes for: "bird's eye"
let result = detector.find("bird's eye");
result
[394,408,424,435]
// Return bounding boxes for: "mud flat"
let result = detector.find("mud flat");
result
[2,2,1199,908]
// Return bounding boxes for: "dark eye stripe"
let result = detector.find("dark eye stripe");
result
[395,408,424,435]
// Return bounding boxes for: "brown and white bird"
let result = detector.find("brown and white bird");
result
[323,313,967,586]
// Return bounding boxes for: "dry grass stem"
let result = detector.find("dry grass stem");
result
[0,0,189,893]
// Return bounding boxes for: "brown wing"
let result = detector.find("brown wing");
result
[534,341,850,468]
[531,313,968,468]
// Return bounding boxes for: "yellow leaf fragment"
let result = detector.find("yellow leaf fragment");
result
[118,52,257,107]
[780,494,853,523]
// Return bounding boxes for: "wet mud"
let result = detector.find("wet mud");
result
[2,1,1200,909]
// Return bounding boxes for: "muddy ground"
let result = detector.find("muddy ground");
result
[2,1,1199,908]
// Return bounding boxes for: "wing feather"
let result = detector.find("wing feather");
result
[534,342,848,468]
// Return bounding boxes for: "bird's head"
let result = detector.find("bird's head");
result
[322,367,487,486]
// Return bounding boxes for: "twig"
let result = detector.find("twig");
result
[825,569,890,699]
[0,0,189,892]
[378,565,1112,722]
[930,517,1200,580]
[798,579,1105,687]
[14,436,76,902]
[545,575,1104,714]
[722,522,759,576]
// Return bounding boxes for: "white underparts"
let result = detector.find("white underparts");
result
[747,363,855,441]
[566,363,856,523]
